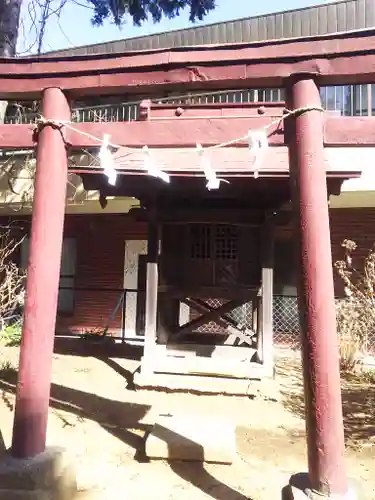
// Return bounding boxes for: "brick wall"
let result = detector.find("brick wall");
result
[273,207,375,296]
[0,213,146,335]
[61,214,146,334]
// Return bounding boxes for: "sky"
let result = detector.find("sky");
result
[17,0,340,54]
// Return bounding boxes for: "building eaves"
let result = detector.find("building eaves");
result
[45,0,373,56]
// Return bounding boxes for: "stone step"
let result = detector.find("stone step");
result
[134,371,261,395]
[144,355,264,379]
[145,413,236,464]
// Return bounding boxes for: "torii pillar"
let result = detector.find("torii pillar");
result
[285,75,354,499]
[11,88,70,458]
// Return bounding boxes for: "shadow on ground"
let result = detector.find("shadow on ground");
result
[279,361,375,448]
[53,336,142,361]
[54,336,140,390]
[0,363,251,500]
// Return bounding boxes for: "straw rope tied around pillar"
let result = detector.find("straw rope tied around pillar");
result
[34,105,324,190]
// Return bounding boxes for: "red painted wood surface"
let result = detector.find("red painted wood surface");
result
[1,116,375,149]
[0,30,375,97]
[9,31,375,75]
[11,88,70,458]
[288,76,348,496]
[150,102,284,119]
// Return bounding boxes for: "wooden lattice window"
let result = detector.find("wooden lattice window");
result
[190,225,212,259]
[215,225,238,260]
[190,224,238,260]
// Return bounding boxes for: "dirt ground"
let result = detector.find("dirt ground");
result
[0,338,374,500]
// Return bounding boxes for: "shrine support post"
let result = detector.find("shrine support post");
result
[286,75,350,498]
[141,205,159,375]
[259,215,274,374]
[11,88,70,459]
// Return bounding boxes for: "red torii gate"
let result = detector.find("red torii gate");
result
[3,29,375,499]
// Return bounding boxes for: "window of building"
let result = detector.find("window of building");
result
[320,84,370,116]
[20,237,77,315]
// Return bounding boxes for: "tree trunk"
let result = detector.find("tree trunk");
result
[0,0,23,123]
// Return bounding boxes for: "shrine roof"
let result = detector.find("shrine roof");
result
[109,146,362,179]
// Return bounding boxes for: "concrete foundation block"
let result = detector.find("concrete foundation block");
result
[0,447,77,500]
[282,473,358,500]
[145,413,236,464]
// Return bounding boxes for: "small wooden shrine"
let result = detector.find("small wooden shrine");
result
[143,201,273,381]
[78,96,357,385]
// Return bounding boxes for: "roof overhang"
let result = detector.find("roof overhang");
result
[108,146,362,180]
[77,146,361,204]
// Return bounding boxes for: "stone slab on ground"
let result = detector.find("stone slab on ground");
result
[145,413,236,464]
[0,447,77,500]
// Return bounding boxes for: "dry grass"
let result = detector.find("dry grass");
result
[280,359,375,450]
[0,339,374,499]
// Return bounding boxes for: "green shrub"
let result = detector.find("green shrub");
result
[1,321,22,347]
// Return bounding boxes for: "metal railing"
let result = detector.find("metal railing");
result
[8,286,372,353]
[71,102,139,123]
[5,84,375,125]
[55,287,143,341]
[162,87,284,105]
[4,111,39,125]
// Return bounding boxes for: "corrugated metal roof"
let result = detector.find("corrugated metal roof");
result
[47,0,375,56]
